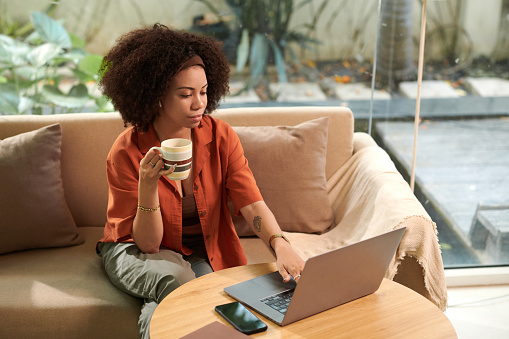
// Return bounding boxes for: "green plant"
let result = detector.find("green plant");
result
[0,0,58,39]
[0,11,112,115]
[194,0,323,88]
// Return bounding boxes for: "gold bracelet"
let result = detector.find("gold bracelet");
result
[137,203,160,213]
[268,233,290,251]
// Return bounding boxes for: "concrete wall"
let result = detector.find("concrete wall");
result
[4,0,505,61]
[460,0,502,58]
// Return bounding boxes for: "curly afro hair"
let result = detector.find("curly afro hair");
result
[99,24,230,132]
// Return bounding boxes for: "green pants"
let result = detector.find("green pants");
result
[97,241,213,339]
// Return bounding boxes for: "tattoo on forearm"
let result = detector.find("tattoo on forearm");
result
[253,216,262,232]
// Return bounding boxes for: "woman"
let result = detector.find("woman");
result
[97,24,304,338]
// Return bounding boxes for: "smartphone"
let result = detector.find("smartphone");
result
[215,301,268,334]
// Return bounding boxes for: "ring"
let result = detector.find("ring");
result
[294,274,301,279]
[149,161,155,168]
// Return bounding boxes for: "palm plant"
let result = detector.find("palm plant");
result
[194,0,322,87]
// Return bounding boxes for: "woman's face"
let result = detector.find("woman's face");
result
[159,65,208,130]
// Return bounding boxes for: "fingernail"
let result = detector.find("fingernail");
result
[172,163,177,170]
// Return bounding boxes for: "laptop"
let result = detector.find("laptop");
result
[224,227,406,326]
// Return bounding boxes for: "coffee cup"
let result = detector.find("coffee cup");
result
[149,138,192,180]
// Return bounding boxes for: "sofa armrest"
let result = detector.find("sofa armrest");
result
[352,131,378,153]
[338,132,446,310]
[326,133,432,238]
[285,132,447,311]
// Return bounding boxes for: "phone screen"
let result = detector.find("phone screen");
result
[215,301,268,334]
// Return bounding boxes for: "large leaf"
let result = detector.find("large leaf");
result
[78,54,104,79]
[0,83,20,114]
[31,12,71,49]
[71,68,94,83]
[0,35,31,66]
[27,43,62,67]
[42,83,88,108]
[268,40,288,83]
[249,33,269,80]
[0,80,33,114]
[13,65,47,83]
[94,95,115,112]
[58,49,87,66]
[69,32,86,49]
[236,29,250,74]
[0,83,34,114]
[18,97,34,114]
[24,30,43,45]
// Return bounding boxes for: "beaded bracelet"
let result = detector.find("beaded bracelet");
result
[137,203,160,213]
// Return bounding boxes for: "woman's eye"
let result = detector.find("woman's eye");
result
[181,94,191,98]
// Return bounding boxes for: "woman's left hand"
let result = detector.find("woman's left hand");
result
[272,238,305,283]
[239,201,305,283]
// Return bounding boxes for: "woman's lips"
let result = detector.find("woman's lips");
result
[189,114,203,123]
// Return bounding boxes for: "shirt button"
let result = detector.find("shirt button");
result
[201,211,207,217]
[210,257,213,261]
[194,184,199,190]
[206,235,211,240]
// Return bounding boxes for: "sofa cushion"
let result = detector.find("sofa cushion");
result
[0,124,83,254]
[214,107,354,180]
[0,227,141,338]
[0,113,128,228]
[231,117,334,236]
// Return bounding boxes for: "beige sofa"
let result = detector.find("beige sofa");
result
[0,107,447,339]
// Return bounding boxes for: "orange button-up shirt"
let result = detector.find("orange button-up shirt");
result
[100,115,263,271]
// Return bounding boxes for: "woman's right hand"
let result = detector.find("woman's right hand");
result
[139,149,175,184]
[134,149,173,253]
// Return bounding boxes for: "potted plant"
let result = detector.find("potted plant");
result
[192,0,323,88]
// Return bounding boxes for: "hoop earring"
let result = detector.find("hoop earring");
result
[159,101,162,108]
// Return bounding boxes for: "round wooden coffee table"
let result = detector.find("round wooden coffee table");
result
[150,263,456,338]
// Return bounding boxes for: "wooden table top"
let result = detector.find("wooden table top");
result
[150,263,456,338]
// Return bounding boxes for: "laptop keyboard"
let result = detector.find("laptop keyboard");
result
[260,289,294,314]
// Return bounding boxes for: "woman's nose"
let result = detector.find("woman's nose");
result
[193,95,205,109]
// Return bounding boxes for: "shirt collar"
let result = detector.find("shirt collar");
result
[138,123,161,155]
[193,115,214,149]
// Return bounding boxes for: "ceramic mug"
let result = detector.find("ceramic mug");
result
[149,138,192,180]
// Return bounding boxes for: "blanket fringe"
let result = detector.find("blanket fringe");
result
[389,215,448,312]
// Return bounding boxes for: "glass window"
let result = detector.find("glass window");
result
[373,0,509,268]
[2,0,507,268]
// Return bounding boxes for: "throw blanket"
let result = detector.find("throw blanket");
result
[285,139,447,311]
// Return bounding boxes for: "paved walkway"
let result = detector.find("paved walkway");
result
[375,118,509,266]
[223,77,509,103]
